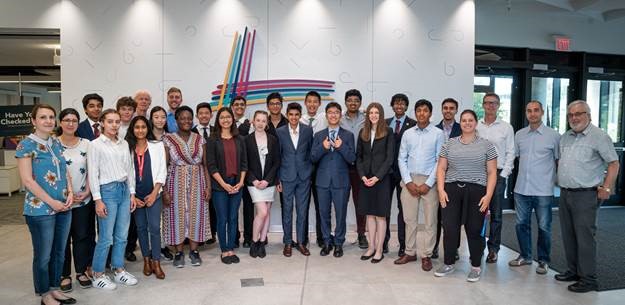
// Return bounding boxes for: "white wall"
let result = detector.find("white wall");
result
[0,0,475,231]
[0,0,475,122]
[476,0,625,54]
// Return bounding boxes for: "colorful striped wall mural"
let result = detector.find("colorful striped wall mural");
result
[210,27,336,109]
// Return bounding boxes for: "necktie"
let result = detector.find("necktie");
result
[93,123,100,138]
[395,120,401,135]
[308,117,314,126]
[203,127,209,142]
[329,130,336,151]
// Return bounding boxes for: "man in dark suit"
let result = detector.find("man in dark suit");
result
[231,96,253,248]
[191,102,217,244]
[76,93,104,140]
[432,97,461,259]
[312,102,356,258]
[384,94,416,257]
[276,103,314,257]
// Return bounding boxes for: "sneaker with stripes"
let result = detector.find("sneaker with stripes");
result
[92,274,117,290]
[114,270,138,286]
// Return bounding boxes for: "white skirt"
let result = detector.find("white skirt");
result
[247,186,276,203]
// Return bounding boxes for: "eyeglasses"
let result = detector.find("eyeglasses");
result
[61,119,79,124]
[268,102,282,107]
[567,111,587,118]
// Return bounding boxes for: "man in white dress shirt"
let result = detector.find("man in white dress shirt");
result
[476,92,515,264]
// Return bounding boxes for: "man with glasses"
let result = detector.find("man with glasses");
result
[508,101,560,275]
[340,89,368,249]
[476,92,515,264]
[266,92,288,138]
[556,100,619,293]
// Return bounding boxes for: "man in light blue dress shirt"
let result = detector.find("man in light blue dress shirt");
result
[509,101,560,275]
[165,87,183,133]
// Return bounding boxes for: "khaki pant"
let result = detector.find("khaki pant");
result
[400,175,439,258]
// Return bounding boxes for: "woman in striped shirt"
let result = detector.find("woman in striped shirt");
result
[434,109,498,282]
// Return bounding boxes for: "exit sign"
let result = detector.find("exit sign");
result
[555,36,571,51]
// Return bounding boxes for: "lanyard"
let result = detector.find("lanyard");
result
[135,146,147,181]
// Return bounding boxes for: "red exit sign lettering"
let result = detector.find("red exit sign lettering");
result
[555,36,571,52]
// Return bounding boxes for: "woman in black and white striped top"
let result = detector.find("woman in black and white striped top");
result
[434,109,498,282]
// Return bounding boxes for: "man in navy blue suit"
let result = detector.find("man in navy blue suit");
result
[311,102,356,258]
[76,93,104,140]
[276,103,314,257]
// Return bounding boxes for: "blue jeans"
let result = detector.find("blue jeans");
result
[487,172,505,252]
[92,181,131,273]
[514,193,553,263]
[134,196,162,261]
[25,211,72,295]
[213,177,242,252]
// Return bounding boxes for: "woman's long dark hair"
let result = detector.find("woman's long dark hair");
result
[149,106,169,133]
[125,116,155,152]
[55,108,81,136]
[212,107,239,138]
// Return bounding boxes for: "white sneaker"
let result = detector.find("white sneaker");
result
[114,270,138,286]
[92,274,117,290]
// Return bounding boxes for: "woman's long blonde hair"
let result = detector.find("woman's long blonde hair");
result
[360,102,388,141]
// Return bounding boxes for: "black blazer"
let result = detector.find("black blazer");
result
[385,116,417,179]
[237,119,251,136]
[206,135,248,192]
[435,120,461,138]
[191,125,215,142]
[244,132,280,186]
[356,127,395,179]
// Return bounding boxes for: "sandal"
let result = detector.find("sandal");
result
[59,276,72,293]
[76,273,92,289]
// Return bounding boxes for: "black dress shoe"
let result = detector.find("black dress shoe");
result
[206,238,216,245]
[555,271,580,282]
[398,247,406,257]
[54,297,77,305]
[125,251,137,262]
[320,244,333,256]
[333,245,344,258]
[221,255,233,264]
[358,235,368,249]
[231,255,240,263]
[371,254,384,264]
[360,253,374,260]
[568,281,597,293]
[242,240,252,248]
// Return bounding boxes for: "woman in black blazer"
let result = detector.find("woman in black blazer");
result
[356,102,395,263]
[206,107,247,264]
[244,111,281,258]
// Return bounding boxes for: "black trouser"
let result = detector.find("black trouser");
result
[241,187,254,242]
[305,166,322,245]
[559,189,599,286]
[442,182,487,267]
[125,211,138,254]
[62,203,96,277]
[384,175,405,249]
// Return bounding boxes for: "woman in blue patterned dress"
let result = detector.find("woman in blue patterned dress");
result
[16,104,77,305]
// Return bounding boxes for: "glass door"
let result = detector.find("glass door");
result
[473,75,513,123]
[586,79,623,142]
[531,77,570,134]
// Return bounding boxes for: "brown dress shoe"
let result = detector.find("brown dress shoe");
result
[143,257,153,276]
[151,259,165,280]
[283,244,293,257]
[421,257,433,271]
[393,254,417,265]
[297,244,310,256]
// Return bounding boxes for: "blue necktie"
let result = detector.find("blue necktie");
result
[329,130,336,151]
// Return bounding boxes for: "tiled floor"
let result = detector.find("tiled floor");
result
[1,223,623,305]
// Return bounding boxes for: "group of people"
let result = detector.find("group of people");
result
[18,87,618,305]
